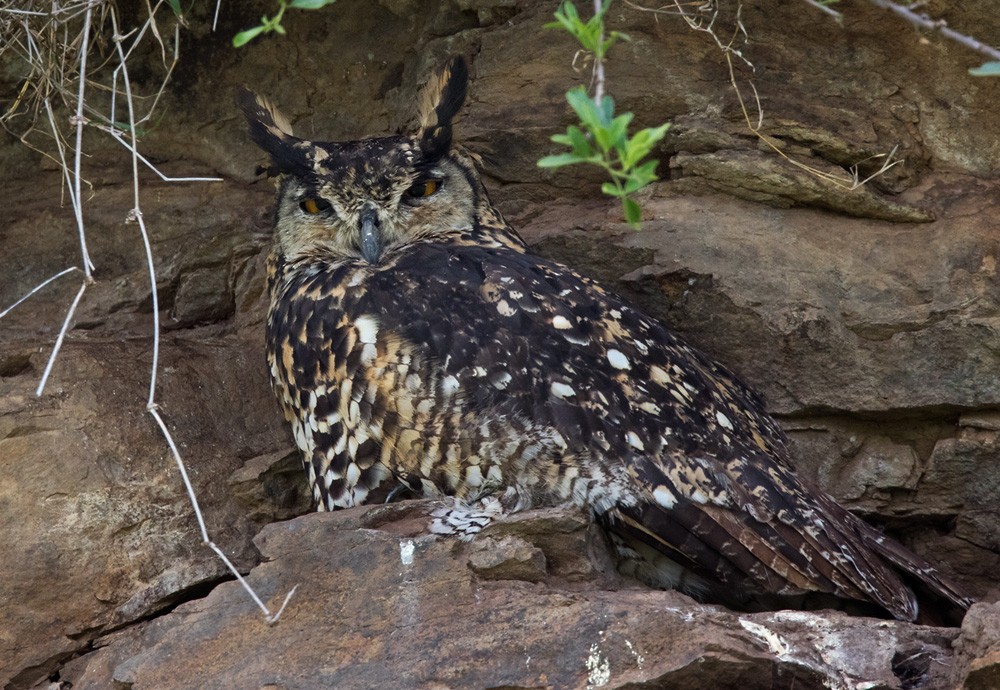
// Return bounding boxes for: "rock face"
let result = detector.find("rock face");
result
[1,1,999,688]
[56,504,963,690]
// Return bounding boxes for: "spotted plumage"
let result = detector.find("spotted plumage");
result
[238,57,971,622]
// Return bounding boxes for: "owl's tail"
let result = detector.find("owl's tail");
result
[818,493,974,625]
[606,492,972,623]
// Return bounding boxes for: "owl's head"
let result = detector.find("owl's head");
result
[239,57,482,265]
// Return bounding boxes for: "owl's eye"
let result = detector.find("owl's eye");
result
[404,179,441,200]
[300,198,332,215]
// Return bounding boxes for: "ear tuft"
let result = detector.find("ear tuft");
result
[417,56,469,158]
[236,87,313,177]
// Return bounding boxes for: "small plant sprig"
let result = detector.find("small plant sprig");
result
[969,62,1000,76]
[233,0,337,48]
[539,0,670,228]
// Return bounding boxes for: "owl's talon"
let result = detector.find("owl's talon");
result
[429,497,504,539]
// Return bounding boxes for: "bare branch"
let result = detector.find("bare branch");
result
[0,267,78,320]
[593,0,606,103]
[801,0,842,21]
[36,280,88,396]
[865,0,1000,62]
[110,5,296,625]
[71,3,95,277]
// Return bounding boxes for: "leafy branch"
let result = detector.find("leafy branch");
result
[233,0,336,48]
[539,0,670,228]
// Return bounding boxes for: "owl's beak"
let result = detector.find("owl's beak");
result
[359,205,381,264]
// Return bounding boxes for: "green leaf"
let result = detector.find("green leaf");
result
[622,197,642,227]
[560,1,580,24]
[547,1,580,35]
[232,25,267,47]
[622,122,669,168]
[167,0,183,16]
[290,0,335,8]
[579,20,602,53]
[601,181,624,197]
[566,125,593,156]
[538,153,588,168]
[552,126,594,157]
[274,23,287,34]
[624,161,659,194]
[607,112,633,151]
[970,61,1000,77]
[634,158,660,179]
[566,87,602,133]
[644,121,671,143]
[591,126,612,152]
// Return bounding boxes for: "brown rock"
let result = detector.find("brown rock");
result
[952,602,1000,689]
[56,504,960,690]
[468,535,548,582]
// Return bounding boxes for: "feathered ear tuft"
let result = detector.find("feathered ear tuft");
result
[236,87,314,177]
[417,56,468,159]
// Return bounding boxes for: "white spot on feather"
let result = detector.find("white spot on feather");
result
[653,485,677,509]
[626,431,645,451]
[550,381,576,398]
[346,462,361,486]
[716,410,734,430]
[441,375,460,395]
[355,315,379,344]
[360,343,377,367]
[607,349,630,370]
[552,315,572,330]
[465,465,483,487]
[650,365,670,384]
[496,300,516,316]
[492,372,512,390]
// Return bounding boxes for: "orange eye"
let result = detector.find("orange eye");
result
[405,179,441,198]
[300,198,331,214]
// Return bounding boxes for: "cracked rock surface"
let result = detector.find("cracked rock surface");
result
[54,504,964,690]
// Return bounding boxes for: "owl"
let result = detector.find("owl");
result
[238,57,971,623]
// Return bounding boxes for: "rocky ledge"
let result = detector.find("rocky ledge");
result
[45,501,998,690]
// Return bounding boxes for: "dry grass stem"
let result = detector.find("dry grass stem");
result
[109,5,295,623]
[0,267,79,320]
[629,0,902,189]
[4,0,294,625]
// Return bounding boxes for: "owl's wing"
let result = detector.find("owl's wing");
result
[284,239,969,620]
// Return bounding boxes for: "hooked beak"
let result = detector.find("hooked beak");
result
[359,205,381,265]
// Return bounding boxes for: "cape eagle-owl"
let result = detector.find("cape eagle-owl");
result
[238,57,970,623]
